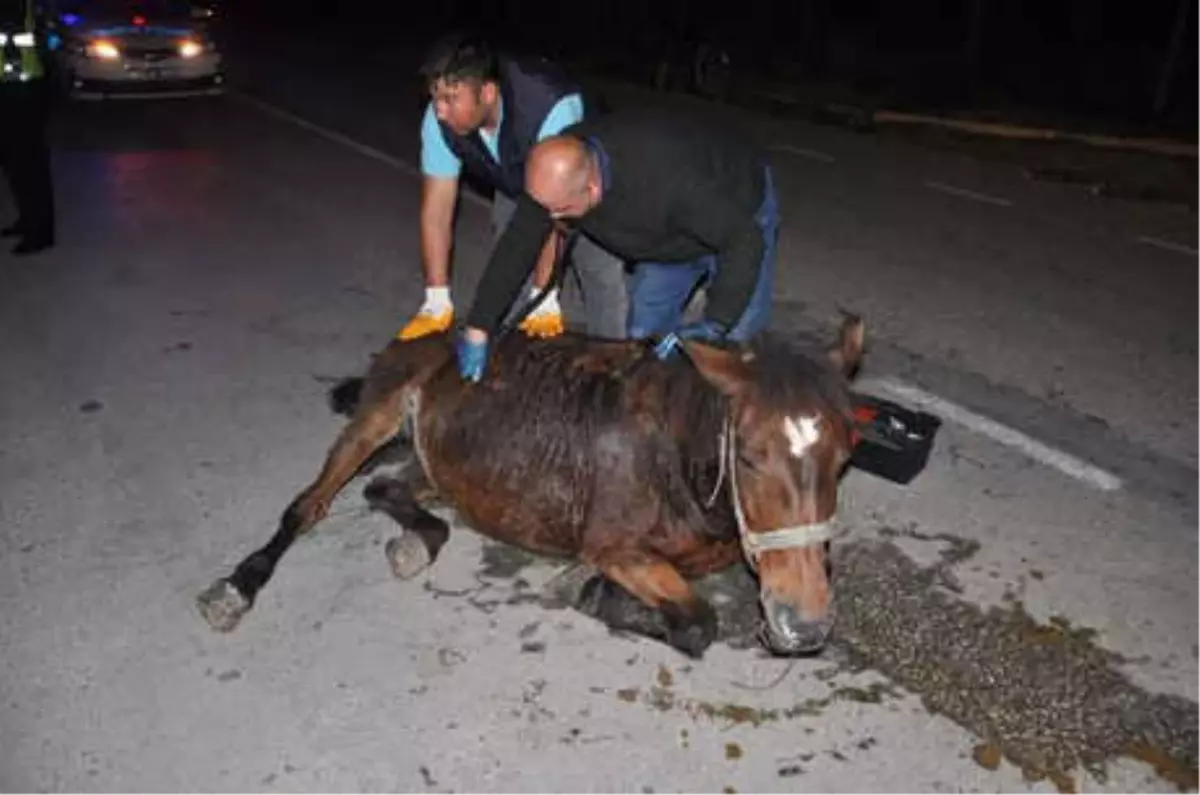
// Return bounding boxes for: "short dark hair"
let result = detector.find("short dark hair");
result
[419,33,500,88]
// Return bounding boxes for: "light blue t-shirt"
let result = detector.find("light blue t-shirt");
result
[419,92,585,179]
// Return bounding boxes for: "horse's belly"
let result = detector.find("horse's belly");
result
[412,384,643,561]
[437,476,584,558]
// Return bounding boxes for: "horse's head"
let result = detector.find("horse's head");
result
[684,316,864,655]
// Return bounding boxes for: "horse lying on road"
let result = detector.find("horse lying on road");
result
[197,316,865,658]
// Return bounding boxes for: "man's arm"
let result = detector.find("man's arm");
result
[670,183,765,331]
[420,176,458,287]
[529,224,564,291]
[464,193,555,334]
[419,103,463,287]
[536,93,585,140]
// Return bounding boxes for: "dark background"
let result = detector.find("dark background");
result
[229,0,1198,138]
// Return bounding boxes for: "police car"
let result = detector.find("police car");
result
[53,0,222,98]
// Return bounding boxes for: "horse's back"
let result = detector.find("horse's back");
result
[414,335,668,555]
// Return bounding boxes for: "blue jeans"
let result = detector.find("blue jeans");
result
[627,167,779,342]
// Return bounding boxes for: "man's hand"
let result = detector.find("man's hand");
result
[456,327,490,382]
[518,226,567,338]
[518,305,565,338]
[653,319,727,361]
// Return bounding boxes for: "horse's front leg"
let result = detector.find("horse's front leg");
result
[362,474,450,580]
[580,557,719,659]
[197,397,408,632]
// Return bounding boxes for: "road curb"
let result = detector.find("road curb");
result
[868,110,1198,159]
[587,74,1197,160]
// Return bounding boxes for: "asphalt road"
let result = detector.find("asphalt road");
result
[0,40,1195,793]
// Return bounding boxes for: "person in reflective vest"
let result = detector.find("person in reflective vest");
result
[0,0,55,255]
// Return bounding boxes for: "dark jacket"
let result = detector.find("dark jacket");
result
[465,108,771,333]
[438,56,580,198]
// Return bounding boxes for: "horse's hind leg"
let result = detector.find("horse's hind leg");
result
[363,474,450,580]
[197,397,408,632]
[582,559,718,659]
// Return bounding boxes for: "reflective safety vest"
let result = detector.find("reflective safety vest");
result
[0,1,45,83]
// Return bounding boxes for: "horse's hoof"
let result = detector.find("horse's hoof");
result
[385,533,432,580]
[665,602,718,659]
[196,578,251,633]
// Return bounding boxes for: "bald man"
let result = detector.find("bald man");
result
[455,108,778,381]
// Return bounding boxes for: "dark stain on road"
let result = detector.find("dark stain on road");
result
[609,678,902,729]
[470,528,1197,791]
[833,538,1198,792]
[479,542,539,580]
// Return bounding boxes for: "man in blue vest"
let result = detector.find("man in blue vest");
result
[0,0,55,256]
[398,34,627,341]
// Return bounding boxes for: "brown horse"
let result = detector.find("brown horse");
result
[197,315,865,658]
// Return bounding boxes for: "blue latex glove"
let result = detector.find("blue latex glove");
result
[456,334,489,382]
[653,319,727,361]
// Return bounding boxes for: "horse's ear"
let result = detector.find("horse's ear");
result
[827,312,865,378]
[683,342,753,398]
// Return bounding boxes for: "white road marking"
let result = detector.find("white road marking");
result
[770,143,836,163]
[230,92,490,208]
[863,377,1124,492]
[1136,236,1198,257]
[924,180,1014,207]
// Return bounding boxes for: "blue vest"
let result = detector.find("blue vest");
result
[438,56,579,198]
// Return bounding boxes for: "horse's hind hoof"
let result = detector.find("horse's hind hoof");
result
[196,578,251,632]
[385,533,433,580]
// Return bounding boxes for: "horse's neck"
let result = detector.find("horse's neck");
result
[671,387,735,525]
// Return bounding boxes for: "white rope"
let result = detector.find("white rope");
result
[724,412,837,570]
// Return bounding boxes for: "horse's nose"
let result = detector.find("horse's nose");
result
[761,599,834,655]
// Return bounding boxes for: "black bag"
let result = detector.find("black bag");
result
[849,394,942,485]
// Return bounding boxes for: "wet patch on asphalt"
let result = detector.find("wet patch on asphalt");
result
[604,675,902,729]
[834,538,1197,791]
[479,542,542,580]
[468,533,1197,791]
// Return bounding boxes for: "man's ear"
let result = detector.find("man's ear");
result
[479,80,499,106]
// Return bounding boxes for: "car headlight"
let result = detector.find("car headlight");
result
[86,38,120,60]
[178,39,203,58]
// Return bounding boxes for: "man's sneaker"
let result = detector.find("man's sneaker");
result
[397,308,454,340]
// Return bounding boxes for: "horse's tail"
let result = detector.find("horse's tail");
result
[329,377,364,417]
[829,311,865,380]
[326,334,456,419]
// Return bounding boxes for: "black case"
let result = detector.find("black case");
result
[849,394,942,485]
